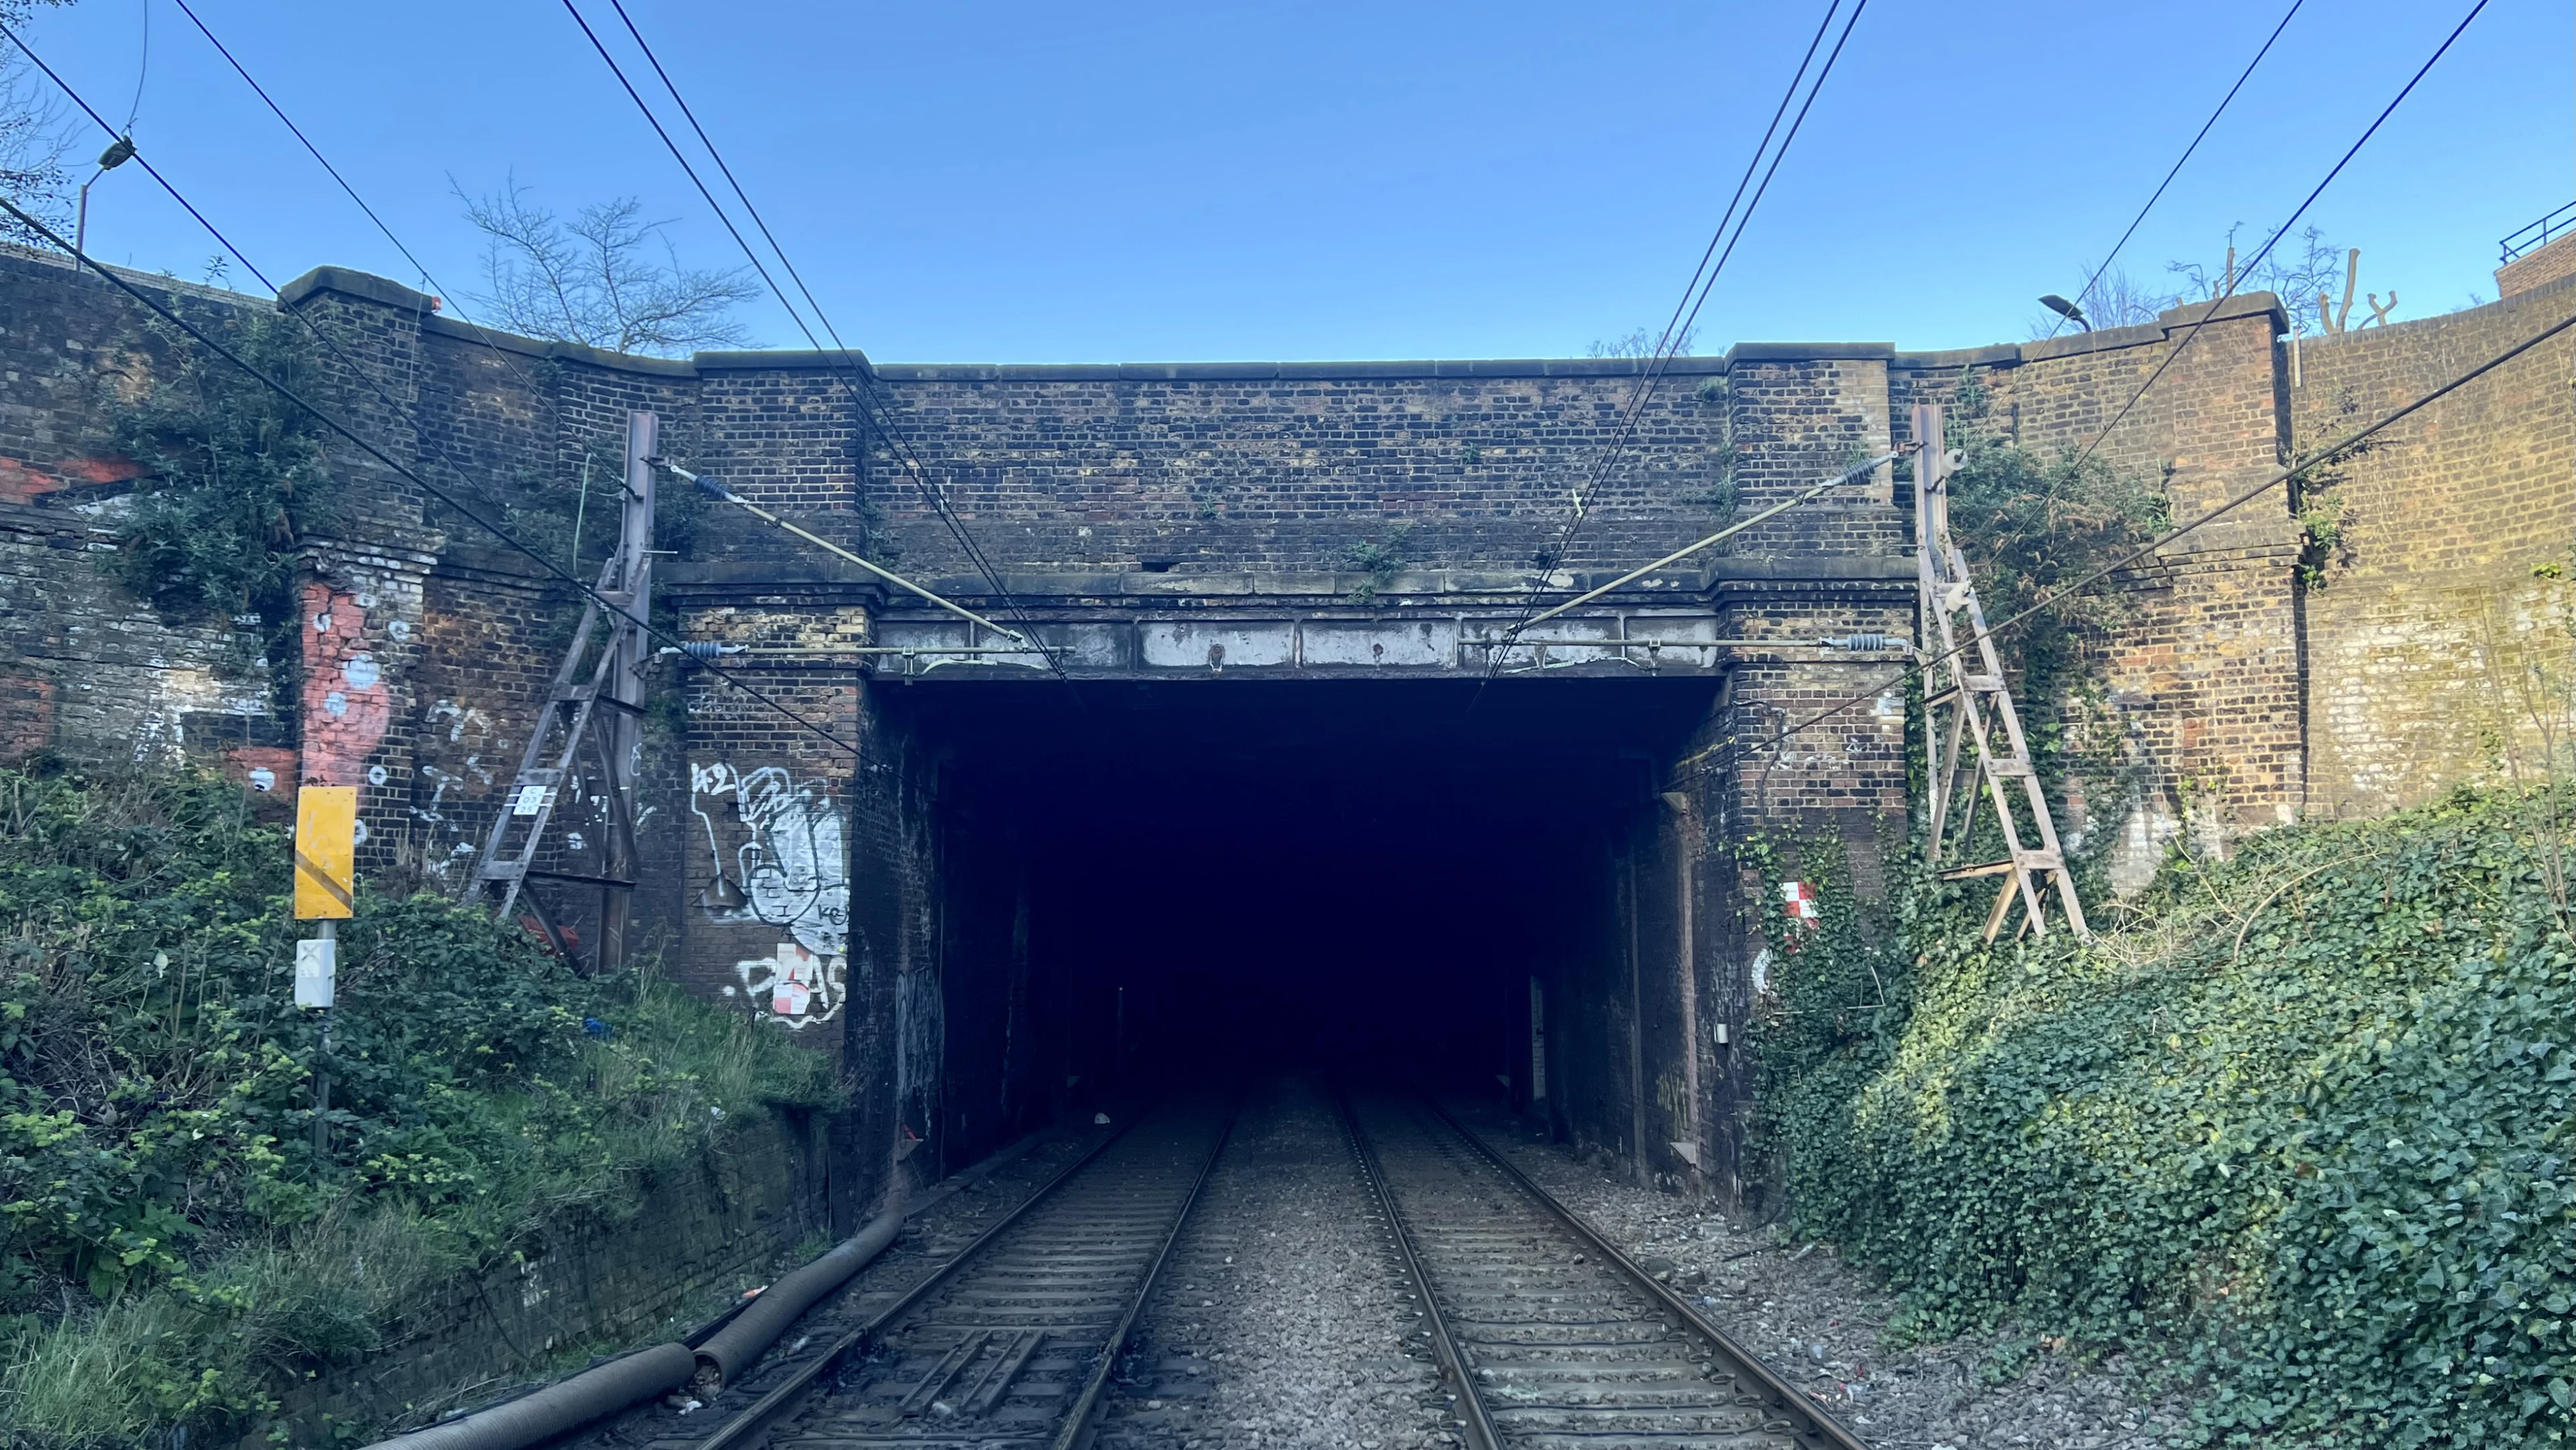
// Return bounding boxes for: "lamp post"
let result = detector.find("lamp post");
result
[73,134,137,272]
[2039,293,2090,332]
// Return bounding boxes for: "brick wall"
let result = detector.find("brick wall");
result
[2498,230,2576,298]
[2296,274,2576,816]
[11,240,2569,1210]
[1893,295,2304,885]
[0,252,288,778]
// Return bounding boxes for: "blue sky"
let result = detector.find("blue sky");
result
[17,0,2571,362]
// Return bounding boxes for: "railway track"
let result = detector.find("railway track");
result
[1343,1093,1870,1450]
[683,1095,1234,1450]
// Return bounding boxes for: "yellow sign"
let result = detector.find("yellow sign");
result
[294,786,358,920]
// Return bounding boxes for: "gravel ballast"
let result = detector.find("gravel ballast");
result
[1093,1078,1454,1450]
[1448,1100,2191,1449]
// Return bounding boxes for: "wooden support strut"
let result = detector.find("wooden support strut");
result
[461,411,657,970]
[1913,403,2091,943]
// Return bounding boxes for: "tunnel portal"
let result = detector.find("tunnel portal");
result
[873,669,1768,1198]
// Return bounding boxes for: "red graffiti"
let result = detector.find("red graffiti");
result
[299,582,390,787]
[0,454,142,505]
[0,674,54,764]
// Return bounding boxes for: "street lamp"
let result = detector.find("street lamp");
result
[73,134,137,273]
[2039,293,2090,331]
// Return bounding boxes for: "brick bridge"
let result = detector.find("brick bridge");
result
[4,247,2569,1223]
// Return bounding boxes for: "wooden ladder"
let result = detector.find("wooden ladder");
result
[1915,403,2091,942]
[461,412,658,968]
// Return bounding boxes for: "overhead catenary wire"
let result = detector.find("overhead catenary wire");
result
[2039,0,2304,342]
[1482,0,1870,690]
[164,0,551,396]
[1705,0,2493,787]
[0,15,957,760]
[1507,447,1907,634]
[591,0,1057,674]
[0,189,869,761]
[558,0,1070,684]
[1730,306,2576,778]
[170,0,996,666]
[2063,0,2487,470]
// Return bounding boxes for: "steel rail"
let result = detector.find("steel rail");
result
[1048,1094,1242,1450]
[690,1111,1147,1450]
[1424,1100,1871,1450]
[1332,1091,1503,1450]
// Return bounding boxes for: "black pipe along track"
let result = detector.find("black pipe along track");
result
[692,1094,1236,1450]
[1346,1094,1872,1449]
[358,1200,906,1450]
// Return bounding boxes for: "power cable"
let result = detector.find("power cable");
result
[1703,0,2489,782]
[0,24,871,758]
[1730,305,2576,780]
[591,0,1055,676]
[120,0,148,134]
[2064,0,2486,470]
[2039,0,2304,342]
[0,191,869,760]
[1481,0,1868,690]
[558,0,1068,682]
[1597,1,1844,425]
[598,0,1044,654]
[166,0,554,397]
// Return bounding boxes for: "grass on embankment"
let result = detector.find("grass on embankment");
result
[0,764,834,1449]
[1756,785,2575,1448]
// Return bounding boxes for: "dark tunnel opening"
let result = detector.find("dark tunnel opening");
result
[886,676,1726,1180]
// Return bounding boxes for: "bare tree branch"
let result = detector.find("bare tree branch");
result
[0,0,76,250]
[1587,323,1700,359]
[455,174,760,356]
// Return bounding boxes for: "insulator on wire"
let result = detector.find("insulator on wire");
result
[680,640,743,662]
[1823,633,1906,652]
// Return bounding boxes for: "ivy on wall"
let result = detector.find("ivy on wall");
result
[1752,786,2576,1447]
[105,307,333,627]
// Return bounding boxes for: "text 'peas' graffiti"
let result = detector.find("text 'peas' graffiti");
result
[690,762,849,1029]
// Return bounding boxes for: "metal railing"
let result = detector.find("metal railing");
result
[2500,201,2576,265]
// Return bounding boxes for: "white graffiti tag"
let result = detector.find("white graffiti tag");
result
[691,762,849,1029]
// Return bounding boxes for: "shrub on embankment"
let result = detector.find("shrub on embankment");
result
[1757,786,2576,1447]
[0,764,835,1449]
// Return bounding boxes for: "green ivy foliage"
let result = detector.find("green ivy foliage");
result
[106,306,333,625]
[0,764,834,1448]
[1756,786,2575,1447]
[1938,376,2169,714]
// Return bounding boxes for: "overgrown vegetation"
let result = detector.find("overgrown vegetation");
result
[0,764,834,1449]
[1931,371,2169,820]
[105,306,333,627]
[1752,786,2576,1447]
[1344,525,1414,605]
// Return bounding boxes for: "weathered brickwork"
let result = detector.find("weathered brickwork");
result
[2498,231,2576,298]
[1892,297,2306,884]
[9,238,2568,1214]
[2296,274,2576,815]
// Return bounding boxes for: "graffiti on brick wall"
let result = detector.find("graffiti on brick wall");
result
[690,762,849,1029]
[415,699,504,884]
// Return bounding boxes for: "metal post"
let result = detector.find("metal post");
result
[311,919,334,1159]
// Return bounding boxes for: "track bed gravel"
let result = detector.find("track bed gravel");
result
[1448,1100,2190,1450]
[1091,1078,1454,1450]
